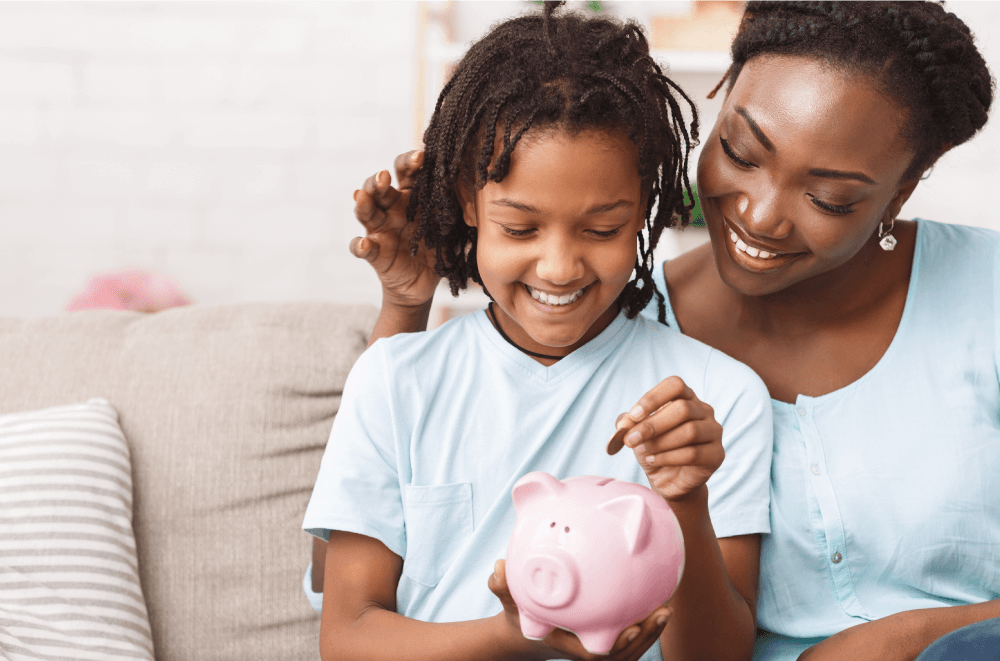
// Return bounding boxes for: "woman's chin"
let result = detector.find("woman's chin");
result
[711,240,805,297]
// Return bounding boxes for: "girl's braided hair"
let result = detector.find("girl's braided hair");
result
[713,1,993,182]
[407,1,699,323]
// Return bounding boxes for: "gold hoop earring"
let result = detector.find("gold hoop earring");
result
[878,217,896,251]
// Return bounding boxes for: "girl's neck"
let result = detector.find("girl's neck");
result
[486,302,621,366]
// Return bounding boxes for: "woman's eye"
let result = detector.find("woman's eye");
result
[808,194,855,215]
[501,226,535,237]
[720,137,756,169]
[589,228,621,238]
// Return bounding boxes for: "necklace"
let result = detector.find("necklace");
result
[485,304,565,361]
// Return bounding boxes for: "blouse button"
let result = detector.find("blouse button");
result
[810,464,821,475]
[796,406,807,416]
[832,552,843,564]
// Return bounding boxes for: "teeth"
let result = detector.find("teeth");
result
[527,285,585,306]
[729,227,778,260]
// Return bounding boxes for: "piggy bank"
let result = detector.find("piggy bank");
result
[505,472,684,654]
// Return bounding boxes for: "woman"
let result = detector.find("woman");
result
[334,2,997,659]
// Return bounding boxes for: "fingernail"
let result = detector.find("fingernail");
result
[353,190,359,202]
[625,430,641,446]
[616,416,630,431]
[629,404,644,420]
[411,151,421,163]
[656,615,666,626]
[646,454,655,464]
[627,631,638,642]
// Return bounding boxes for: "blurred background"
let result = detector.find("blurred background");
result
[0,1,997,320]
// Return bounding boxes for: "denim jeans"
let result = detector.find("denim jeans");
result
[915,618,1000,661]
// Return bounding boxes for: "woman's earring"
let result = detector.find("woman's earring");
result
[878,217,896,251]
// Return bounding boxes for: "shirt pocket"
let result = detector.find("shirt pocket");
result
[402,482,473,587]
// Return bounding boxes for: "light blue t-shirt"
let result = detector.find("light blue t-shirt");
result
[303,307,773,660]
[647,220,1000,660]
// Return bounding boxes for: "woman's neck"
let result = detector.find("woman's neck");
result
[730,221,917,338]
[668,221,917,402]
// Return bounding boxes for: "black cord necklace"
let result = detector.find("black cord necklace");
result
[485,304,564,361]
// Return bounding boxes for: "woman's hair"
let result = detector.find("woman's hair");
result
[408,1,698,322]
[713,1,994,182]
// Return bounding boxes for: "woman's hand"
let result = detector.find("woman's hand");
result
[488,559,671,661]
[611,376,725,502]
[350,150,441,308]
[796,610,927,661]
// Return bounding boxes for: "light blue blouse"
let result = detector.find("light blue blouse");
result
[646,220,1000,659]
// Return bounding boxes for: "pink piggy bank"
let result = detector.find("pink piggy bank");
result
[505,472,684,654]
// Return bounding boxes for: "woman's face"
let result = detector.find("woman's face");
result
[697,55,920,297]
[459,128,646,357]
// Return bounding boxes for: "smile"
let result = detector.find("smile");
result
[525,284,586,306]
[728,227,779,259]
[723,219,804,273]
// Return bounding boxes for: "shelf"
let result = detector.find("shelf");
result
[426,42,730,74]
[650,50,731,74]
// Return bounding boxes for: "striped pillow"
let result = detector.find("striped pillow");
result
[0,399,154,661]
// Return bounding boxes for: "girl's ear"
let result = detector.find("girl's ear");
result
[455,180,478,228]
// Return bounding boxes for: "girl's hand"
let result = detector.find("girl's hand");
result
[350,150,441,308]
[611,376,725,502]
[488,559,671,661]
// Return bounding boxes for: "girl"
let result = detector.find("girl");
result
[303,4,773,661]
[351,2,999,660]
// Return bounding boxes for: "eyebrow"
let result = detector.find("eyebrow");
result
[735,106,775,153]
[734,105,878,186]
[490,199,634,214]
[807,168,877,185]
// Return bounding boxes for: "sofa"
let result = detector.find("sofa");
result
[0,301,379,660]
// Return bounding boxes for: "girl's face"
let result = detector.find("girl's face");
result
[697,55,920,297]
[459,128,646,358]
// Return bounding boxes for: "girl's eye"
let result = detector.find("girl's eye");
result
[720,136,756,169]
[808,194,855,215]
[589,228,621,238]
[501,226,535,237]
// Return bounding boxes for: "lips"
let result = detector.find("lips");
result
[525,284,586,306]
[723,219,803,272]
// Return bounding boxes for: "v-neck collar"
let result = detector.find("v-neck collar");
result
[472,308,630,383]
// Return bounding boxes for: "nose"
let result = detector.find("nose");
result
[735,186,794,240]
[534,234,585,286]
[522,549,580,609]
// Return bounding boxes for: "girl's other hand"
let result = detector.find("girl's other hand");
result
[614,376,725,502]
[487,559,671,661]
[350,150,441,308]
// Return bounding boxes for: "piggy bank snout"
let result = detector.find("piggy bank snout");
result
[522,550,579,609]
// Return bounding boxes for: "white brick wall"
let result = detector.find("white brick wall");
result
[0,1,998,318]
[0,1,418,317]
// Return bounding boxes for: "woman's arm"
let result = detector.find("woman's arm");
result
[319,531,670,661]
[350,151,440,346]
[312,152,439,592]
[798,600,1000,661]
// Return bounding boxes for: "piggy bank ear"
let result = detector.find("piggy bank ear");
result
[598,495,651,555]
[511,472,565,514]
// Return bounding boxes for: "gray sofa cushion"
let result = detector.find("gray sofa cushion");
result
[0,302,377,661]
